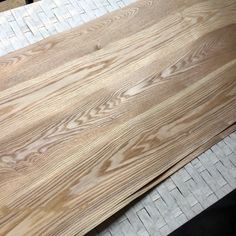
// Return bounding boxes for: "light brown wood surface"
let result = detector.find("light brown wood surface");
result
[0,0,236,235]
[0,0,25,12]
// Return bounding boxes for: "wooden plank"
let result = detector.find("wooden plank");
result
[0,0,236,235]
[0,0,204,89]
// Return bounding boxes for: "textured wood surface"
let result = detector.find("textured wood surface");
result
[0,0,236,235]
[0,0,26,12]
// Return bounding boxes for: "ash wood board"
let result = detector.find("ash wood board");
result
[0,0,236,235]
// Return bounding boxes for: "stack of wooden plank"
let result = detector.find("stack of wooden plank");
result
[0,0,235,235]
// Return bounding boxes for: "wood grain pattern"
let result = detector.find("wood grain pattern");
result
[0,0,236,235]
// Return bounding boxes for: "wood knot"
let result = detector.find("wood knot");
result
[95,43,102,50]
